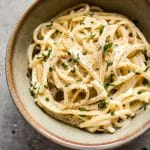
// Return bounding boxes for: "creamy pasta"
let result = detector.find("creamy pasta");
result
[27,3,150,133]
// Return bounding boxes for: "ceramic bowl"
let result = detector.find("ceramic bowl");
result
[6,0,150,149]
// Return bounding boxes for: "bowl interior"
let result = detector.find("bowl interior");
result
[8,0,150,149]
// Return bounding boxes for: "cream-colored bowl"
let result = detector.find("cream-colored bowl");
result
[6,0,150,149]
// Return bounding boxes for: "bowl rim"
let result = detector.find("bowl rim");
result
[5,0,150,149]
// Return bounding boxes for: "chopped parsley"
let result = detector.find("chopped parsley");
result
[140,103,147,111]
[103,42,113,54]
[77,79,82,82]
[61,63,68,70]
[137,91,142,94]
[135,72,140,75]
[65,84,69,87]
[110,110,115,116]
[80,19,85,25]
[106,61,113,69]
[144,61,147,66]
[144,66,150,72]
[83,51,87,55]
[74,53,80,63]
[49,66,53,72]
[38,49,52,61]
[90,32,96,39]
[143,78,149,85]
[67,51,71,56]
[98,100,108,110]
[71,67,75,73]
[45,97,50,102]
[142,50,149,61]
[104,74,115,89]
[55,29,59,33]
[44,85,48,89]
[106,36,111,42]
[91,21,94,24]
[30,81,40,98]
[99,25,105,35]
[68,58,72,62]
[79,107,87,111]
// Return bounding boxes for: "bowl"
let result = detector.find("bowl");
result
[6,0,150,149]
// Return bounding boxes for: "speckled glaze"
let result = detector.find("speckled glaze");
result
[5,0,150,149]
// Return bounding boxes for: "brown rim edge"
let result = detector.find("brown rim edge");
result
[5,0,150,149]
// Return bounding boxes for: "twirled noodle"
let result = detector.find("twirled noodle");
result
[28,3,150,133]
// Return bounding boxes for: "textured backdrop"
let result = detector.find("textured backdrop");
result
[0,0,149,149]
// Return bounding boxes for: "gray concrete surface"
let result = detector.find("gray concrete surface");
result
[0,0,149,150]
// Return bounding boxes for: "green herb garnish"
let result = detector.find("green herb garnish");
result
[91,21,94,24]
[135,72,140,75]
[110,110,115,116]
[104,74,115,89]
[80,19,85,25]
[55,29,59,33]
[106,61,113,70]
[83,36,87,40]
[49,66,53,72]
[79,107,87,111]
[83,51,87,55]
[144,61,147,66]
[90,32,96,39]
[62,63,68,70]
[71,68,75,73]
[68,58,72,62]
[142,50,149,61]
[140,103,147,111]
[98,100,108,110]
[67,51,71,56]
[65,84,69,87]
[74,53,80,63]
[44,85,48,89]
[41,49,52,61]
[143,78,149,85]
[45,97,50,102]
[99,25,105,35]
[103,42,113,54]
[114,44,118,47]
[30,82,40,98]
[144,66,150,72]
[137,91,142,94]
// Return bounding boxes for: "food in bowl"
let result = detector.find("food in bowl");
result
[27,3,150,133]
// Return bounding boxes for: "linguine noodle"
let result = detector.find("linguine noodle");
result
[28,3,150,133]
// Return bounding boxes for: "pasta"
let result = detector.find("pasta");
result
[27,3,150,133]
